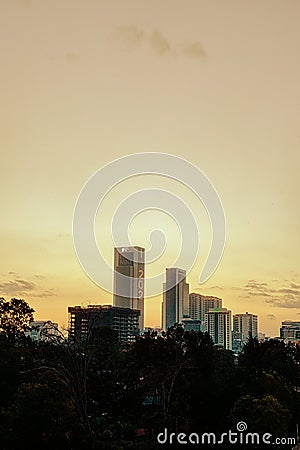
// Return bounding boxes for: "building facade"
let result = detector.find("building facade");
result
[205,307,232,350]
[233,312,258,350]
[113,246,145,330]
[189,293,222,327]
[181,319,202,332]
[68,305,140,344]
[26,320,59,342]
[162,268,189,331]
[280,321,300,344]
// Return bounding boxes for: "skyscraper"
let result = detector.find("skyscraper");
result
[113,246,145,330]
[189,293,222,324]
[205,307,232,350]
[162,268,189,331]
[233,312,258,341]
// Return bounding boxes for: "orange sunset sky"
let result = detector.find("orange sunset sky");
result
[0,0,299,337]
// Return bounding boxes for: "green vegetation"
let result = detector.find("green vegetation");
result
[0,298,299,449]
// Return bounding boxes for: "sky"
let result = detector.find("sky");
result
[0,0,299,336]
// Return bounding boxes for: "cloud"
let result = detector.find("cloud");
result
[244,280,270,297]
[116,26,144,48]
[266,314,276,320]
[64,52,79,62]
[182,42,206,59]
[0,279,36,297]
[266,296,300,309]
[206,285,223,290]
[151,30,172,55]
[115,25,206,61]
[57,232,71,238]
[32,289,55,298]
[243,279,300,308]
[0,274,55,299]
[276,288,300,295]
[34,274,45,280]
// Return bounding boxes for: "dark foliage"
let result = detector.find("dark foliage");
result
[0,303,299,449]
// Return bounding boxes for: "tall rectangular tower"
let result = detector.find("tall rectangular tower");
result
[233,312,258,342]
[113,246,145,330]
[205,307,232,350]
[189,293,222,323]
[162,267,189,331]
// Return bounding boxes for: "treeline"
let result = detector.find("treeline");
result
[0,298,299,449]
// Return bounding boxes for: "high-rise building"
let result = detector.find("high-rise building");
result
[280,321,300,344]
[68,305,140,344]
[233,312,258,342]
[232,312,258,352]
[205,307,232,350]
[113,246,145,330]
[162,268,189,331]
[189,293,222,324]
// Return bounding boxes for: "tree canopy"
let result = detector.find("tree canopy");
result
[0,298,34,340]
[0,309,299,449]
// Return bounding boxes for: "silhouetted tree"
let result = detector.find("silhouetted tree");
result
[0,297,34,341]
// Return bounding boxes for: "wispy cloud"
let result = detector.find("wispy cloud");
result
[64,52,79,62]
[244,280,270,297]
[206,285,223,290]
[115,25,206,61]
[182,42,206,59]
[0,274,55,299]
[34,274,45,280]
[266,296,300,309]
[151,30,172,55]
[242,278,300,308]
[32,289,55,298]
[115,26,144,48]
[0,279,36,297]
[57,232,71,239]
[266,314,276,320]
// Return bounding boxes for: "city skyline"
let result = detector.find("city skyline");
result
[0,0,299,337]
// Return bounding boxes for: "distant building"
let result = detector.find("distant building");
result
[205,308,232,350]
[181,319,202,332]
[113,246,145,330]
[162,268,189,331]
[189,293,222,330]
[232,312,258,351]
[258,332,266,341]
[68,305,140,344]
[143,326,163,335]
[280,321,300,344]
[26,320,59,342]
